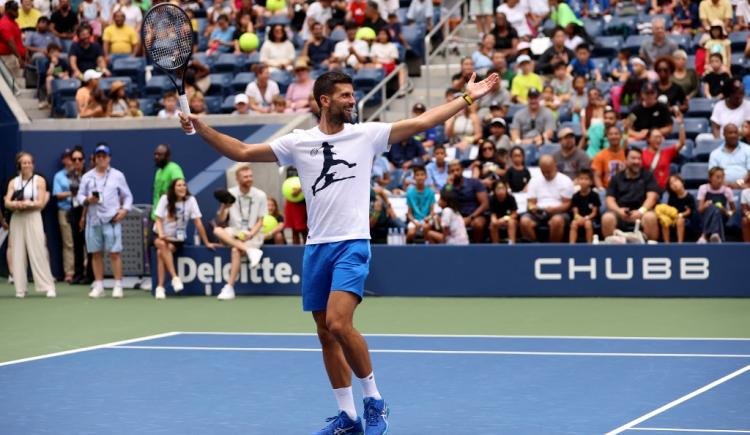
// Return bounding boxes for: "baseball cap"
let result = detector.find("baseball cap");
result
[527,88,541,99]
[489,100,501,109]
[516,41,531,52]
[517,54,532,64]
[82,69,103,82]
[94,143,111,156]
[559,127,576,138]
[641,82,657,94]
[490,118,506,128]
[630,57,646,67]
[234,94,249,105]
[412,102,426,113]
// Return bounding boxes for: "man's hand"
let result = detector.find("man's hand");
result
[463,216,472,226]
[629,209,643,220]
[179,113,203,134]
[617,207,629,220]
[465,72,500,101]
[87,195,100,205]
[111,209,128,223]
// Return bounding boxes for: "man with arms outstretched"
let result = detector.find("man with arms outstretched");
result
[179,71,499,435]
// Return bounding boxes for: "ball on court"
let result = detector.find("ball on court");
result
[262,215,279,234]
[282,176,304,203]
[355,27,376,41]
[239,32,259,52]
[266,0,286,12]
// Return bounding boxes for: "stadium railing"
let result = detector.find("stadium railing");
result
[356,63,408,123]
[423,0,470,103]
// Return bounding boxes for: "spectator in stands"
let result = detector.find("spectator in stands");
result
[245,63,280,114]
[471,139,506,189]
[470,0,493,37]
[264,198,286,245]
[697,166,735,242]
[271,96,288,113]
[699,0,732,31]
[445,102,482,158]
[426,145,449,191]
[38,43,69,109]
[487,117,511,151]
[650,0,676,15]
[537,27,573,76]
[52,149,76,283]
[511,55,542,104]
[17,0,41,32]
[511,88,555,147]
[592,125,626,190]
[568,74,587,115]
[281,59,313,113]
[183,60,211,97]
[480,71,511,114]
[369,185,403,241]
[520,155,573,243]
[232,93,251,114]
[206,14,235,55]
[702,20,731,71]
[471,33,495,75]
[105,80,128,117]
[490,14,518,59]
[553,127,590,179]
[583,108,617,159]
[659,174,696,243]
[405,0,433,31]
[602,147,660,240]
[620,57,653,109]
[701,53,730,99]
[75,68,100,113]
[446,159,489,243]
[153,179,216,299]
[157,92,180,119]
[369,28,405,87]
[672,50,698,98]
[549,62,572,104]
[387,127,428,188]
[625,82,673,144]
[610,49,633,85]
[80,88,105,117]
[654,57,688,114]
[569,168,599,243]
[69,25,109,79]
[674,0,700,33]
[102,10,138,58]
[362,1,387,33]
[301,22,334,69]
[548,0,583,29]
[301,0,332,40]
[642,112,687,190]
[708,124,750,188]
[488,181,517,243]
[505,146,530,192]
[425,187,469,245]
[151,143,184,222]
[4,152,56,298]
[126,98,141,117]
[709,79,750,138]
[0,1,25,78]
[50,0,78,42]
[111,0,142,33]
[25,17,59,62]
[231,12,255,54]
[189,92,206,115]
[567,44,601,82]
[205,0,233,38]
[213,165,267,300]
[77,143,133,299]
[639,18,677,67]
[742,171,750,242]
[743,120,750,145]
[405,165,435,243]
[78,0,103,38]
[496,0,531,40]
[562,23,587,52]
[491,52,515,91]
[260,23,295,71]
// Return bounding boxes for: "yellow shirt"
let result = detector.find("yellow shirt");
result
[16,8,42,30]
[698,0,732,23]
[510,72,543,103]
[102,24,139,54]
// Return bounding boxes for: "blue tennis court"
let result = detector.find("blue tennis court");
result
[2,332,749,434]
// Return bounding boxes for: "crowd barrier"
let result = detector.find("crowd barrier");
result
[151,244,750,298]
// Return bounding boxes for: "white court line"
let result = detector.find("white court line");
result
[0,331,181,367]
[107,345,750,358]
[175,331,750,341]
[606,365,750,435]
[629,428,750,433]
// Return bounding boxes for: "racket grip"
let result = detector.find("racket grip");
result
[179,93,196,135]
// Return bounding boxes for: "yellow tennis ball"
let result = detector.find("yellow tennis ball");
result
[282,176,304,203]
[237,231,247,241]
[262,215,279,234]
[355,27,376,41]
[239,32,259,52]
[266,0,286,12]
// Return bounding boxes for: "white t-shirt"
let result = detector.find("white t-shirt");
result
[245,80,280,109]
[155,195,202,240]
[369,42,398,62]
[526,171,575,209]
[301,1,332,40]
[270,122,392,244]
[333,39,369,67]
[441,207,469,245]
[226,186,268,232]
[523,0,549,16]
[741,188,750,206]
[407,0,434,22]
[710,100,750,137]
[496,3,531,37]
[112,3,142,30]
[157,108,181,119]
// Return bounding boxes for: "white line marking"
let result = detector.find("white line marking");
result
[107,345,750,358]
[174,331,750,341]
[0,332,181,367]
[606,365,750,435]
[629,428,750,433]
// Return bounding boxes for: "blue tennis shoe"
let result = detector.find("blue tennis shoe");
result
[363,398,389,435]
[311,411,363,435]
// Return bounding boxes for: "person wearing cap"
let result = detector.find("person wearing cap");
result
[102,10,139,58]
[520,155,574,243]
[106,80,129,117]
[510,54,542,104]
[625,82,674,143]
[69,24,109,80]
[232,93,251,115]
[77,143,133,299]
[496,0,532,39]
[0,1,26,78]
[708,78,750,139]
[488,117,511,151]
[537,27,574,76]
[702,20,731,70]
[286,59,315,112]
[511,87,555,146]
[75,68,101,114]
[620,56,655,108]
[52,149,76,283]
[552,127,590,180]
[152,143,185,221]
[699,0,732,31]
[638,18,677,67]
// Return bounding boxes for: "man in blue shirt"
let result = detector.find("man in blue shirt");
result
[567,44,601,82]
[446,159,489,242]
[708,124,750,189]
[302,22,335,69]
[426,145,449,191]
[208,14,235,54]
[52,149,75,283]
[24,17,60,61]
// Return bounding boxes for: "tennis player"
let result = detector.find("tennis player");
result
[180,71,499,435]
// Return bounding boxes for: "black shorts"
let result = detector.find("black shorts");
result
[525,211,570,226]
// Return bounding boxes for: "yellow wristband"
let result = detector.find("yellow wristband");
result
[638,207,647,214]
[462,93,474,105]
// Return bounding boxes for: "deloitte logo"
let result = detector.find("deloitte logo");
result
[177,256,301,285]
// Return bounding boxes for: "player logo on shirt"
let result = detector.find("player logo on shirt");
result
[311,142,357,196]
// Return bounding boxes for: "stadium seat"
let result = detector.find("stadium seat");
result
[193,52,215,68]
[204,95,223,114]
[144,75,172,98]
[729,31,749,52]
[693,138,723,162]
[195,17,207,35]
[559,121,582,138]
[591,58,610,77]
[582,18,603,38]
[99,76,134,97]
[138,98,156,116]
[231,72,256,93]
[353,68,386,93]
[206,73,233,97]
[50,78,81,112]
[593,36,623,58]
[678,139,694,161]
[396,7,408,24]
[401,24,425,59]
[329,27,347,43]
[111,57,146,88]
[744,75,750,95]
[239,51,261,70]
[539,143,560,156]
[687,98,716,119]
[670,118,709,140]
[270,69,293,94]
[266,15,290,26]
[505,103,525,123]
[680,163,709,188]
[623,35,649,54]
[629,141,647,149]
[604,16,637,37]
[730,53,746,77]
[221,95,236,113]
[668,34,691,52]
[62,100,78,118]
[212,53,242,73]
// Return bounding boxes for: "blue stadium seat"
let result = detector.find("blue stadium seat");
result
[604,16,637,37]
[678,139,694,161]
[629,141,647,149]
[402,24,425,58]
[594,81,612,96]
[693,138,722,162]
[231,72,255,93]
[221,95,236,113]
[353,68,385,93]
[111,57,146,88]
[212,53,241,73]
[62,100,78,118]
[204,95,223,114]
[623,35,649,54]
[266,15,290,26]
[270,69,293,94]
[668,34,691,52]
[680,162,709,188]
[138,98,156,116]
[330,27,347,43]
[744,75,750,95]
[505,103,525,123]
[51,78,81,112]
[670,118,709,140]
[539,143,560,156]
[239,51,261,70]
[582,18,604,38]
[193,52,215,68]
[206,73,233,96]
[524,146,538,166]
[559,121,582,138]
[591,58,610,77]
[396,7,408,24]
[729,31,749,52]
[687,98,716,119]
[731,53,746,77]
[593,36,623,58]
[144,75,173,98]
[99,76,134,97]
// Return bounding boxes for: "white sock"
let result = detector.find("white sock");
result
[358,372,382,400]
[94,280,103,290]
[114,280,122,288]
[333,386,357,420]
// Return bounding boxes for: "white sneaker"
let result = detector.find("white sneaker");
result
[171,277,184,292]
[140,278,152,291]
[88,286,105,298]
[112,286,124,299]
[15,291,25,299]
[46,290,57,298]
[216,285,235,300]
[155,286,166,300]
[246,247,263,269]
[8,275,14,284]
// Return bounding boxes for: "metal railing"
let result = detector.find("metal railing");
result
[0,57,18,95]
[356,63,408,123]
[423,0,470,103]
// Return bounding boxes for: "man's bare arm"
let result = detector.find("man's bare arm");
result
[182,115,278,162]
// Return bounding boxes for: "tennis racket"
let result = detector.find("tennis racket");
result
[142,3,196,135]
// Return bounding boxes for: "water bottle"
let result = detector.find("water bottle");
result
[387,228,394,245]
[193,229,201,246]
[399,228,405,245]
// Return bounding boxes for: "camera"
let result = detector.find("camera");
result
[11,190,24,201]
[92,191,100,199]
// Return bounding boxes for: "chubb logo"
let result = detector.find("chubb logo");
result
[534,257,710,281]
[177,257,301,285]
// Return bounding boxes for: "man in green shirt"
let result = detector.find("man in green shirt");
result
[151,144,184,219]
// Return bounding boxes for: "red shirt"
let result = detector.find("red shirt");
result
[349,1,367,25]
[0,15,25,57]
[642,146,678,189]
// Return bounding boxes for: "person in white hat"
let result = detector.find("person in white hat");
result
[232,94,251,115]
[510,55,542,103]
[75,69,102,114]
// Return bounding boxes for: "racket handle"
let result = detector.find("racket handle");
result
[179,93,196,135]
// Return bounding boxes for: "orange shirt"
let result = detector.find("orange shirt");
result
[591,147,626,188]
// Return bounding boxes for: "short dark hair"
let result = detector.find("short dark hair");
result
[433,145,446,153]
[313,71,353,108]
[708,166,724,178]
[47,42,61,52]
[37,16,49,24]
[626,146,643,157]
[575,43,590,52]
[412,165,426,175]
[577,168,593,179]
[709,52,723,62]
[344,21,358,31]
[439,188,460,211]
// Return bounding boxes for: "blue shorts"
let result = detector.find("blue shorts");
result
[302,239,371,312]
[85,222,123,254]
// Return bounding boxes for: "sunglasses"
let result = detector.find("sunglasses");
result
[71,157,84,161]
[482,147,494,151]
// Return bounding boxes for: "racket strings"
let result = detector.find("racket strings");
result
[143,5,193,71]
